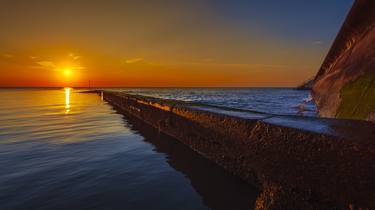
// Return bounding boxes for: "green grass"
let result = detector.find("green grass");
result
[336,71,375,120]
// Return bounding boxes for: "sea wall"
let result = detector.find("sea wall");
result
[100,91,375,210]
[312,0,375,121]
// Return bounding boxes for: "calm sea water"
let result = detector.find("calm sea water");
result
[0,88,258,210]
[109,88,317,117]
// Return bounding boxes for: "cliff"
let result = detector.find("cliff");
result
[312,0,375,121]
[296,78,314,90]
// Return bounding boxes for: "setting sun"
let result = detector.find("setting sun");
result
[64,69,72,76]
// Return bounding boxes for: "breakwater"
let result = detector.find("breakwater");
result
[99,90,375,210]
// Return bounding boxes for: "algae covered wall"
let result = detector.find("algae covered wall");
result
[312,0,375,121]
[336,72,375,120]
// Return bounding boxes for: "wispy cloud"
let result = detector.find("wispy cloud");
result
[69,53,81,60]
[34,60,85,71]
[36,61,57,70]
[312,40,323,45]
[121,57,299,71]
[30,56,38,60]
[173,61,292,69]
[201,58,214,62]
[71,66,86,70]
[124,58,144,64]
[2,53,14,58]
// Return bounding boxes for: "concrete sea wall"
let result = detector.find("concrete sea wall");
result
[100,91,375,210]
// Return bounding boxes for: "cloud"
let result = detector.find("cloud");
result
[201,58,214,62]
[71,66,86,70]
[30,56,38,60]
[34,60,86,71]
[124,58,144,64]
[69,53,81,60]
[2,53,14,58]
[36,61,57,70]
[122,58,161,67]
[176,61,291,69]
[312,40,323,45]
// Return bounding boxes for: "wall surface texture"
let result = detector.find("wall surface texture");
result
[100,91,375,210]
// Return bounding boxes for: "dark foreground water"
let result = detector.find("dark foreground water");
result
[0,88,258,210]
[109,88,317,117]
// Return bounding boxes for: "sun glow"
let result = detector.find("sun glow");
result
[64,69,72,76]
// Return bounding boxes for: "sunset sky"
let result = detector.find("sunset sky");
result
[0,0,353,87]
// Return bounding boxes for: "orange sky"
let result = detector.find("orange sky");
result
[0,0,352,87]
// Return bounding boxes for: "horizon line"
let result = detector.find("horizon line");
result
[0,86,298,89]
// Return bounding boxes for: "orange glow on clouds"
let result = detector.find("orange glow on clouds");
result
[0,52,317,87]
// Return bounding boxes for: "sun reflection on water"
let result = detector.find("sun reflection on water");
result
[65,87,71,114]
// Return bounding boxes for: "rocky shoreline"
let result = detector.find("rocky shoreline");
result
[94,90,375,210]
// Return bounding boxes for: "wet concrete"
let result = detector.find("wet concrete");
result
[98,91,375,210]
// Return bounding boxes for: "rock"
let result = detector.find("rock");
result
[312,0,375,122]
[296,78,314,90]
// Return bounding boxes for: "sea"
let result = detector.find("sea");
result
[110,88,317,117]
[0,88,316,210]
